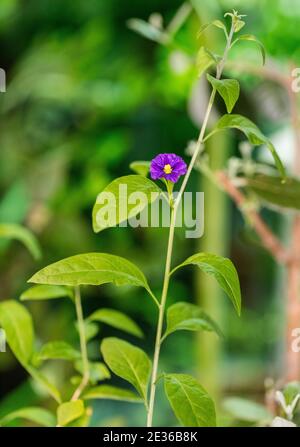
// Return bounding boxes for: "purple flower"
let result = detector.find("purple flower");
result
[150,153,187,183]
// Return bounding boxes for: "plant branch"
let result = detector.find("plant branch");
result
[71,286,89,401]
[146,18,236,428]
[216,171,289,264]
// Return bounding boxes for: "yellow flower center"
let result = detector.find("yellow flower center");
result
[163,164,172,174]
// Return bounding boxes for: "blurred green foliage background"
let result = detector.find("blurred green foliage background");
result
[0,0,299,426]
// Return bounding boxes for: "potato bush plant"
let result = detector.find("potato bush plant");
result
[0,10,285,427]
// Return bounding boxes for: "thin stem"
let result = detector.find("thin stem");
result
[147,208,176,427]
[146,19,236,428]
[71,286,89,401]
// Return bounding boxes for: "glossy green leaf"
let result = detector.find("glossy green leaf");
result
[235,34,265,64]
[74,360,111,385]
[205,114,285,178]
[20,285,72,301]
[207,74,240,113]
[37,341,81,362]
[129,161,150,177]
[0,407,56,427]
[28,253,153,297]
[171,253,241,316]
[163,302,223,340]
[88,308,143,338]
[83,385,142,403]
[0,300,34,365]
[101,337,151,402]
[0,223,41,260]
[223,397,272,422]
[247,174,300,210]
[164,374,216,427]
[57,400,85,427]
[92,175,161,233]
[196,46,215,78]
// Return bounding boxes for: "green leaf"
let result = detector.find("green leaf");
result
[129,161,150,177]
[223,397,272,423]
[207,74,240,113]
[0,223,41,260]
[234,19,245,33]
[101,337,151,402]
[171,253,241,316]
[92,175,161,233]
[164,374,216,427]
[28,253,153,298]
[235,34,265,64]
[163,302,223,340]
[20,285,73,301]
[198,20,227,37]
[283,382,300,406]
[37,341,81,362]
[57,400,84,427]
[74,360,111,385]
[127,18,168,44]
[0,407,56,427]
[26,365,62,403]
[83,385,142,403]
[196,47,215,78]
[247,175,300,210]
[205,114,285,178]
[88,308,143,338]
[0,300,34,365]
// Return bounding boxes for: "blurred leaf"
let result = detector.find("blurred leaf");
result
[75,320,98,343]
[74,360,111,385]
[283,382,300,406]
[0,407,56,427]
[0,300,34,365]
[0,223,41,260]
[88,308,143,338]
[57,400,84,427]
[198,20,227,37]
[234,34,265,64]
[101,337,151,402]
[26,365,61,403]
[196,47,215,78]
[247,175,300,210]
[171,253,241,316]
[83,385,142,403]
[92,175,161,233]
[205,114,285,178]
[164,374,216,427]
[163,301,223,340]
[271,416,297,427]
[20,285,73,301]
[129,161,150,177]
[234,20,245,33]
[223,397,272,422]
[127,18,168,44]
[207,74,240,113]
[37,341,80,362]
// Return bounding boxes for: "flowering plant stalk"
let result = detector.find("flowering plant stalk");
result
[0,9,285,428]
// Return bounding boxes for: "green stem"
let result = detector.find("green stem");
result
[71,286,89,401]
[146,19,235,427]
